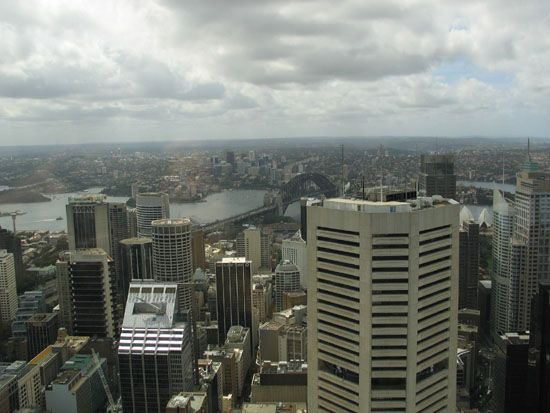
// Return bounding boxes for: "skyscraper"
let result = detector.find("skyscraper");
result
[56,249,118,337]
[66,196,128,290]
[136,192,170,237]
[418,153,456,199]
[215,257,252,345]
[459,219,480,309]
[118,282,193,412]
[0,226,24,286]
[0,250,17,325]
[282,230,308,289]
[236,227,270,273]
[492,188,516,335]
[528,281,550,413]
[274,260,301,312]
[192,229,206,271]
[119,237,153,302]
[511,170,550,331]
[307,197,459,412]
[25,313,59,359]
[152,218,193,314]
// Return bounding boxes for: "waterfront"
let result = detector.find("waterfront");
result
[0,188,267,232]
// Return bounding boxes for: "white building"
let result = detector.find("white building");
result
[307,197,459,412]
[0,250,17,323]
[136,192,170,237]
[282,230,308,289]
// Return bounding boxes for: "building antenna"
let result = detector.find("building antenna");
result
[528,138,531,163]
[362,175,365,200]
[502,151,505,185]
[380,175,383,201]
[341,144,345,197]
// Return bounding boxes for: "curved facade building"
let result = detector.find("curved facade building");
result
[151,218,193,314]
[274,260,301,312]
[136,192,170,237]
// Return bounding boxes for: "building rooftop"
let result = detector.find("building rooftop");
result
[322,196,458,214]
[151,218,191,226]
[119,237,152,245]
[123,282,178,329]
[68,194,106,204]
[26,312,57,325]
[166,392,207,410]
[220,257,248,263]
[500,332,530,345]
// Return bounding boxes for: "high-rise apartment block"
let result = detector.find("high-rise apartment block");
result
[152,218,193,315]
[0,249,17,324]
[274,260,301,312]
[307,197,459,412]
[459,219,480,309]
[215,258,253,345]
[136,192,170,237]
[118,282,193,412]
[282,230,308,289]
[418,154,456,199]
[237,227,271,273]
[56,249,118,338]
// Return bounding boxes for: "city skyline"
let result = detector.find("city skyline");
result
[1,1,550,145]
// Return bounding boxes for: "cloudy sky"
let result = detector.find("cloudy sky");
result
[0,0,549,146]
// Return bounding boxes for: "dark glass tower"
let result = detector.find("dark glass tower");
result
[418,154,456,199]
[215,258,252,345]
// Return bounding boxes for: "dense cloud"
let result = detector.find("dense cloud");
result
[0,0,549,145]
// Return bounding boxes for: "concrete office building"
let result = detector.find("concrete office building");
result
[0,250,17,324]
[282,230,308,289]
[307,197,459,412]
[274,261,301,312]
[118,282,193,412]
[136,192,170,237]
[192,229,207,271]
[55,249,118,338]
[127,208,138,237]
[225,326,252,374]
[251,361,307,404]
[459,219,480,309]
[198,359,223,413]
[11,291,46,338]
[119,237,153,302]
[45,354,107,413]
[152,218,193,315]
[418,153,456,199]
[215,257,253,345]
[26,313,59,360]
[0,360,42,412]
[252,282,273,323]
[259,306,307,363]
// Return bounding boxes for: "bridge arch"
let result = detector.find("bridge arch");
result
[281,172,338,211]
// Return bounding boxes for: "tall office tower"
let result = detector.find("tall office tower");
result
[418,153,456,199]
[192,229,206,271]
[252,283,272,323]
[0,226,24,285]
[215,258,252,345]
[56,249,118,337]
[119,237,153,303]
[307,197,459,412]
[26,313,59,359]
[510,170,550,331]
[236,227,270,273]
[225,150,236,167]
[300,197,323,243]
[282,230,308,289]
[118,282,193,412]
[152,218,193,315]
[492,188,516,335]
[459,219,480,309]
[0,250,17,324]
[528,281,550,412]
[136,192,170,237]
[66,196,128,289]
[274,260,301,312]
[127,208,138,238]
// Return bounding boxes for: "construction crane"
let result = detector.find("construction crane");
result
[91,349,121,413]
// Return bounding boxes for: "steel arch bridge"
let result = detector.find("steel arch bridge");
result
[281,172,338,212]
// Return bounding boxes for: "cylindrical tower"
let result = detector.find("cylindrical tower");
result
[274,260,301,312]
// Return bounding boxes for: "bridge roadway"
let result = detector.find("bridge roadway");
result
[200,203,278,233]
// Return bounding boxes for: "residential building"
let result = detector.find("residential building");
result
[307,197,459,412]
[0,250,17,324]
[215,257,253,345]
[118,282,193,413]
[136,192,170,237]
[282,230,308,289]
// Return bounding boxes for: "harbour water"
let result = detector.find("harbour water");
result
[0,188,267,232]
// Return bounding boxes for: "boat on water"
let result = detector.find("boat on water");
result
[56,216,63,221]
